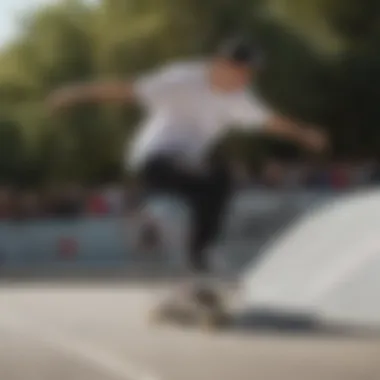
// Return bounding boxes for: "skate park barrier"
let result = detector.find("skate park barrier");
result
[239,188,380,332]
[0,190,335,277]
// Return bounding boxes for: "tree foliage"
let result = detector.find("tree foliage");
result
[0,0,379,185]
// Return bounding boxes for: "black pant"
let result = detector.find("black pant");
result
[138,154,232,273]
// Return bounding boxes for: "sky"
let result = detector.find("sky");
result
[0,0,58,47]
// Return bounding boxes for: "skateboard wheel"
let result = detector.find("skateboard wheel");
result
[199,313,219,332]
[148,307,167,324]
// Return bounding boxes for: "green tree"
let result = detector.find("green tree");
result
[0,0,380,184]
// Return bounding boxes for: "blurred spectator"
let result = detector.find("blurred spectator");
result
[42,185,61,217]
[282,163,308,189]
[305,163,330,189]
[0,186,12,219]
[349,159,375,187]
[123,181,143,215]
[43,183,84,218]
[370,161,380,184]
[18,191,41,219]
[60,183,84,217]
[329,162,351,190]
[86,189,109,216]
[101,183,124,215]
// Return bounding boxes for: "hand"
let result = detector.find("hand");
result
[47,86,79,111]
[301,127,329,153]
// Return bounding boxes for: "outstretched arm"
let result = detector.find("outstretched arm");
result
[264,116,328,152]
[230,91,328,152]
[48,81,137,110]
[48,63,191,111]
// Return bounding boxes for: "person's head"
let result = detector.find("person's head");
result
[210,37,264,92]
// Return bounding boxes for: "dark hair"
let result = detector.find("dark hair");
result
[216,37,264,67]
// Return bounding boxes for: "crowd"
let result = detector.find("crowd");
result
[0,183,125,220]
[251,159,380,189]
[1,160,380,220]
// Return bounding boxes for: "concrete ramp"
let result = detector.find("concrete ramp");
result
[240,189,380,330]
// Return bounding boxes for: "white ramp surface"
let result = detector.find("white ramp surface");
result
[241,189,380,328]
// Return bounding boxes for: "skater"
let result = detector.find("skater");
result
[49,37,328,285]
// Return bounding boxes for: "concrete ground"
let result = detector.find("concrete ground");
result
[0,281,379,380]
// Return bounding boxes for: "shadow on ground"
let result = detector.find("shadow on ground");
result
[228,310,380,340]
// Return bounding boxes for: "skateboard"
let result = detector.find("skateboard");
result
[149,286,231,331]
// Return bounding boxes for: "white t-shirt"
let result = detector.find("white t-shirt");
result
[127,61,273,171]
